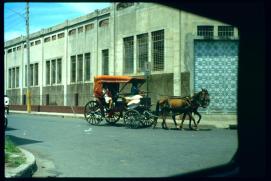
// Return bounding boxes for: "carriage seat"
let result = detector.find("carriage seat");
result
[125,95,143,106]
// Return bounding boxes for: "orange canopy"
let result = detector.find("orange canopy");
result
[93,75,145,98]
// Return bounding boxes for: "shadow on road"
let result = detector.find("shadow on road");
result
[5,127,18,131]
[5,135,43,146]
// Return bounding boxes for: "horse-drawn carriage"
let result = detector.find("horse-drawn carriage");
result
[84,75,157,128]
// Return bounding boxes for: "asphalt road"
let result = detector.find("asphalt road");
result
[5,113,238,177]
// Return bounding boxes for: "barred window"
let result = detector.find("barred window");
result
[102,49,109,75]
[44,37,51,43]
[84,53,91,81]
[77,54,83,81]
[71,56,76,82]
[69,29,76,36]
[57,59,62,84]
[13,47,16,52]
[51,59,56,84]
[218,26,234,37]
[46,61,50,85]
[30,42,34,46]
[99,19,109,27]
[137,33,148,72]
[8,69,11,88]
[30,64,34,86]
[78,26,83,33]
[123,36,134,74]
[58,32,65,39]
[152,30,164,71]
[8,49,12,53]
[16,67,19,87]
[116,3,134,10]
[17,46,21,51]
[25,65,27,87]
[52,35,56,41]
[85,24,94,31]
[34,63,38,86]
[35,40,41,45]
[12,68,15,88]
[197,25,214,37]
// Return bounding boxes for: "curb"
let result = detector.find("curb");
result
[5,148,37,178]
[10,110,237,129]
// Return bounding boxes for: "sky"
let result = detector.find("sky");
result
[4,2,111,41]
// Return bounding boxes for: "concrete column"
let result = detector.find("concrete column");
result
[4,49,7,95]
[173,11,182,96]
[40,37,44,105]
[20,42,24,104]
[63,27,68,106]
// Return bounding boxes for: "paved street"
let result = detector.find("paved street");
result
[5,113,238,177]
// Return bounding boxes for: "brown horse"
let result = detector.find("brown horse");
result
[153,89,210,130]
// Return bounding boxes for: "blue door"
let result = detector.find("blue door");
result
[194,40,239,113]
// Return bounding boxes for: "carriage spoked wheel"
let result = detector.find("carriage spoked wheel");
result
[105,111,121,125]
[141,110,156,128]
[123,109,142,129]
[84,101,103,125]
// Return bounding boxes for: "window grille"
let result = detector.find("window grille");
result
[8,69,11,88]
[46,61,50,85]
[35,40,41,45]
[123,36,134,74]
[30,42,34,46]
[16,67,19,87]
[137,33,148,72]
[197,25,214,37]
[13,48,16,52]
[17,46,21,51]
[218,26,234,37]
[51,59,56,84]
[12,68,15,88]
[99,19,109,27]
[8,49,12,53]
[85,24,94,31]
[25,65,28,87]
[116,3,134,10]
[30,64,34,86]
[78,26,83,33]
[71,56,76,82]
[44,37,51,42]
[77,54,83,81]
[52,35,56,41]
[57,59,62,84]
[151,30,164,71]
[102,49,109,75]
[69,29,76,36]
[57,33,65,39]
[34,63,38,85]
[84,53,91,81]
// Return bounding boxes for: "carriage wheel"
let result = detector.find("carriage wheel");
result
[84,101,103,125]
[123,109,142,129]
[105,111,121,125]
[141,110,155,128]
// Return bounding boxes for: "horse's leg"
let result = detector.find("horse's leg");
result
[172,112,178,129]
[152,116,158,129]
[188,112,198,131]
[194,110,202,126]
[162,110,168,130]
[180,113,186,130]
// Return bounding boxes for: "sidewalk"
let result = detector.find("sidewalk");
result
[10,110,237,129]
[5,148,37,178]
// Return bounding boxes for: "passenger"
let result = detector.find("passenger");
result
[131,82,139,95]
[102,86,113,110]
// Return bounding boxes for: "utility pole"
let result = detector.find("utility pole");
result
[26,2,31,113]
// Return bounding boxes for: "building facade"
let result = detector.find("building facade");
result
[4,3,239,113]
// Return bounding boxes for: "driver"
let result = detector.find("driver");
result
[125,82,143,106]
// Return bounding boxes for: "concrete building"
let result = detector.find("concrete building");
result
[4,2,239,113]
